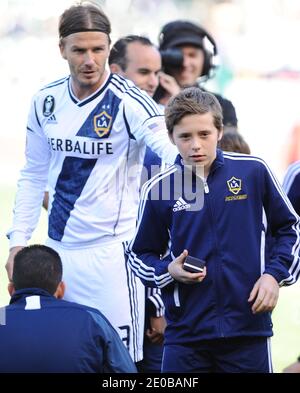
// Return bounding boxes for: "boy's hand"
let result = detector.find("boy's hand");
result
[146,316,167,345]
[248,273,279,314]
[168,249,206,284]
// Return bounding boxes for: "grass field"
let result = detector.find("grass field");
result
[1,185,300,372]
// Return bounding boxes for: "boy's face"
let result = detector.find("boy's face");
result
[170,112,223,177]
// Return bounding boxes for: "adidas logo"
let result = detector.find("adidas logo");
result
[173,197,191,212]
[47,114,57,124]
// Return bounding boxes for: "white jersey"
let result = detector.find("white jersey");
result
[8,73,177,248]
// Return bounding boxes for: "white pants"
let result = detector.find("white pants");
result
[46,239,145,362]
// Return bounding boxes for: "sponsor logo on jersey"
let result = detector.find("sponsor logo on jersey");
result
[94,111,112,138]
[43,95,55,117]
[225,176,247,202]
[47,114,57,124]
[173,197,191,212]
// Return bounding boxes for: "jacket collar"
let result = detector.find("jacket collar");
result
[10,288,54,305]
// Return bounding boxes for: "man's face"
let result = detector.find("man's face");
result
[172,45,205,87]
[170,112,222,178]
[59,31,110,99]
[121,42,161,97]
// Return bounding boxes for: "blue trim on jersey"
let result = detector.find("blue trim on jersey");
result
[67,75,113,107]
[48,157,97,240]
[141,114,164,126]
[34,101,41,127]
[110,79,125,95]
[123,242,139,361]
[111,77,153,119]
[40,77,69,91]
[123,107,135,140]
[77,89,121,139]
[68,79,78,104]
[111,75,159,117]
[113,74,160,116]
[78,74,113,107]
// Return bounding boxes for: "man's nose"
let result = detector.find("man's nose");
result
[148,73,159,89]
[84,51,95,65]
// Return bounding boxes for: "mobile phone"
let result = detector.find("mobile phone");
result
[183,255,206,273]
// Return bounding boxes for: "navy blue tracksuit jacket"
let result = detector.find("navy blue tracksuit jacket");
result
[0,288,136,373]
[127,150,300,346]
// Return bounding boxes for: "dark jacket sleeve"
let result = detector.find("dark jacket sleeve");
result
[261,161,300,285]
[89,310,137,373]
[127,191,174,289]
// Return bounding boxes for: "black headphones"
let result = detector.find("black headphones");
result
[159,20,218,78]
[197,28,218,77]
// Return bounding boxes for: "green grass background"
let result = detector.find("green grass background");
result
[1,185,300,372]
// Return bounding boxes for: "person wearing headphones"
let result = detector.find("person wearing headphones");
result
[155,20,238,129]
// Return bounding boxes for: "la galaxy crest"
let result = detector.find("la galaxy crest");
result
[225,176,248,202]
[43,95,55,117]
[227,176,242,195]
[94,111,112,138]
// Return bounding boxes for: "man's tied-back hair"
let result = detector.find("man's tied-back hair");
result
[165,87,223,134]
[59,2,111,43]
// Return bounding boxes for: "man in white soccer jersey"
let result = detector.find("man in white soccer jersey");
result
[6,2,177,363]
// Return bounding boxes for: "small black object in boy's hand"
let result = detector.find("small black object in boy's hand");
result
[183,256,206,273]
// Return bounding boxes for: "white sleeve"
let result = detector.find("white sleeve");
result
[123,89,178,164]
[7,96,51,248]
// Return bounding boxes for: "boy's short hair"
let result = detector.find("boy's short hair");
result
[13,245,63,295]
[165,87,223,134]
[219,131,251,154]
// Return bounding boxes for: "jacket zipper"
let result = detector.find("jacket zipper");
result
[205,175,225,338]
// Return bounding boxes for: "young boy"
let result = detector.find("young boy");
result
[127,87,300,373]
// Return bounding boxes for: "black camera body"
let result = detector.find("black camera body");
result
[160,48,184,75]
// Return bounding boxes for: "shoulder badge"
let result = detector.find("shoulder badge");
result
[43,95,55,117]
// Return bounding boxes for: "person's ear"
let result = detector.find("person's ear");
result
[168,132,175,145]
[54,281,65,299]
[8,281,15,296]
[59,41,67,60]
[109,63,123,75]
[217,127,224,142]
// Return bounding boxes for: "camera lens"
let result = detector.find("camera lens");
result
[160,48,183,74]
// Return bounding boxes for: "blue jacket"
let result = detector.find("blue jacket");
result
[0,288,136,373]
[127,150,300,345]
[283,160,300,215]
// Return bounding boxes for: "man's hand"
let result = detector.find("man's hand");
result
[5,246,24,281]
[158,72,181,97]
[248,273,279,314]
[168,249,206,284]
[146,316,167,345]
